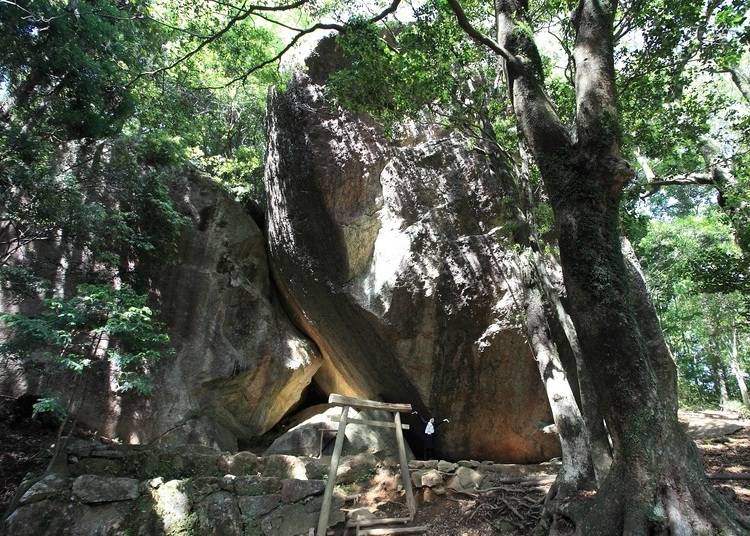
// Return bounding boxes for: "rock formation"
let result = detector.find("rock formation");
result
[265,38,560,462]
[0,174,322,450]
[264,403,402,457]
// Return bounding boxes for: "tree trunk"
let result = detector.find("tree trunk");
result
[728,67,750,104]
[548,162,748,535]
[511,252,597,496]
[530,249,612,484]
[621,238,679,417]
[719,367,731,410]
[483,141,601,496]
[729,325,750,407]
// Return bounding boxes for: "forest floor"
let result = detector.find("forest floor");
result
[342,410,750,536]
[1,403,749,533]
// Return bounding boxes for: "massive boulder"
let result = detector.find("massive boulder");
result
[0,174,322,450]
[264,38,560,462]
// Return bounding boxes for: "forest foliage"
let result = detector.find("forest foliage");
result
[0,0,749,418]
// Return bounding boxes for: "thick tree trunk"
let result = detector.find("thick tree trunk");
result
[549,164,748,535]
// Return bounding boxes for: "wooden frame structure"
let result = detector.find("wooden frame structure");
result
[315,394,426,536]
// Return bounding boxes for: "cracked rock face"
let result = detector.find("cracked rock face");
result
[128,175,322,449]
[1,174,322,450]
[264,38,559,463]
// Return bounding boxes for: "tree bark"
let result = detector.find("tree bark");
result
[502,250,597,527]
[621,238,679,417]
[729,325,749,407]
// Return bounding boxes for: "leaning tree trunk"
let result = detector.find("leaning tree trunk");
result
[530,249,613,484]
[503,250,597,503]
[517,144,613,484]
[729,326,750,407]
[482,142,600,500]
[513,253,597,534]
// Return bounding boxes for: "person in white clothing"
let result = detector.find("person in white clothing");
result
[411,410,449,460]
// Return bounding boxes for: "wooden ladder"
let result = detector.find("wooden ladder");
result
[315,394,420,536]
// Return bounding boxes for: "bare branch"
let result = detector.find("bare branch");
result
[201,0,404,89]
[647,173,715,188]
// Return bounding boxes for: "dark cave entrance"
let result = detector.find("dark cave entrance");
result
[252,377,427,459]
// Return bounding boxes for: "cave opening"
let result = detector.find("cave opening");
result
[255,376,426,460]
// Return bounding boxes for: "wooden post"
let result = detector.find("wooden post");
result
[317,405,349,536]
[394,411,416,517]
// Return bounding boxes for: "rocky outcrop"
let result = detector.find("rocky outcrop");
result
[265,38,559,462]
[0,174,322,450]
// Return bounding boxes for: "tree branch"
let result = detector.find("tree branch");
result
[445,0,519,67]
[127,0,313,87]
[198,0,403,89]
[462,0,573,162]
[572,0,620,153]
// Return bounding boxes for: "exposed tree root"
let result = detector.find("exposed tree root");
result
[545,452,750,534]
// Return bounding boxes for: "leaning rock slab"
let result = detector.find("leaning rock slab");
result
[265,36,558,462]
[421,469,445,488]
[72,475,140,503]
[437,460,458,473]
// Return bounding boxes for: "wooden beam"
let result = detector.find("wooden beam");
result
[349,517,411,528]
[356,527,428,535]
[394,411,416,517]
[332,416,410,430]
[329,393,412,413]
[316,405,349,536]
